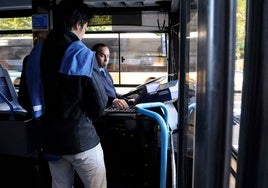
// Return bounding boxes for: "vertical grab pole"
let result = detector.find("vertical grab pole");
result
[136,102,169,188]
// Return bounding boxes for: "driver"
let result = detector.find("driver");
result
[92,43,135,109]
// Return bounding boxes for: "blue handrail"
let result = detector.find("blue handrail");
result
[136,102,169,188]
[136,101,196,188]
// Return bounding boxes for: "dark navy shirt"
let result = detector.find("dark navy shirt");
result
[99,67,117,99]
[39,30,108,155]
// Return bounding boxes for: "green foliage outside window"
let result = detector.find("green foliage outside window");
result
[0,17,32,30]
[0,17,32,37]
[0,15,112,32]
[236,0,246,59]
[88,15,112,31]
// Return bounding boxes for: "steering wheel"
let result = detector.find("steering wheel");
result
[121,76,166,97]
[135,76,166,90]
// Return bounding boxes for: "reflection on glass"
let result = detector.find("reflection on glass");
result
[0,34,33,88]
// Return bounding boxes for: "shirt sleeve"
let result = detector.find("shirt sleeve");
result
[83,58,108,121]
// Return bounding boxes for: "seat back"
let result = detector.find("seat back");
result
[0,64,27,120]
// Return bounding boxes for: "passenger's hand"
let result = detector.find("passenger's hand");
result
[112,98,129,109]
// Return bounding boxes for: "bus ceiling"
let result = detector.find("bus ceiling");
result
[0,0,199,19]
[85,0,178,13]
[0,0,180,15]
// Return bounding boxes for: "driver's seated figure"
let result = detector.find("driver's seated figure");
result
[92,43,134,110]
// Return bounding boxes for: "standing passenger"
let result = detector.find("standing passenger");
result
[20,1,108,188]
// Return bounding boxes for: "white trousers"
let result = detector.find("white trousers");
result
[48,143,107,188]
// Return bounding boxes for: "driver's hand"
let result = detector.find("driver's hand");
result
[112,98,129,109]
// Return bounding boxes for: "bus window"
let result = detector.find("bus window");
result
[0,35,33,87]
[0,17,33,88]
[83,32,168,87]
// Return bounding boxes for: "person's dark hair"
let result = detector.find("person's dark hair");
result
[92,43,108,54]
[53,0,93,31]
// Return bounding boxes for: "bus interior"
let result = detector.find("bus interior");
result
[1,0,268,188]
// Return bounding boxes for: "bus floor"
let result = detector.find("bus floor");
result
[0,153,51,188]
[0,151,193,188]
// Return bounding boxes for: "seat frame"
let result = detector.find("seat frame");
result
[0,64,26,120]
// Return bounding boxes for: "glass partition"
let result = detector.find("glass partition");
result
[0,17,33,88]
[83,32,168,89]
